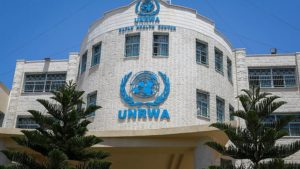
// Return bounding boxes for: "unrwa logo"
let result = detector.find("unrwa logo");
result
[119,71,170,121]
[135,0,160,17]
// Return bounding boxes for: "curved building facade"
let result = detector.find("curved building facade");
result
[77,0,235,131]
[1,0,300,168]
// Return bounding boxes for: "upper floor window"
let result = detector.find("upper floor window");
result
[263,114,300,136]
[227,57,232,82]
[80,52,87,74]
[196,40,208,65]
[125,34,140,57]
[229,104,235,121]
[249,68,296,88]
[24,73,66,93]
[196,90,210,119]
[216,97,225,122]
[91,43,101,67]
[16,116,39,129]
[153,34,169,57]
[87,91,97,117]
[215,48,223,73]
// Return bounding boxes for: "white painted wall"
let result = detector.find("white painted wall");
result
[76,1,235,131]
[2,54,79,128]
[233,49,300,163]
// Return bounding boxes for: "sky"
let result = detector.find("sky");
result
[0,0,299,89]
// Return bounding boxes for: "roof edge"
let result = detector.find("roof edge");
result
[87,0,215,35]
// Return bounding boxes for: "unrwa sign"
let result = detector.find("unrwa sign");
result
[118,71,170,121]
[118,109,170,120]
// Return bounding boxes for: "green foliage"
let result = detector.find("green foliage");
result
[0,82,111,169]
[206,87,300,169]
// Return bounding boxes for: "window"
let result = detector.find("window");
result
[221,159,232,168]
[215,48,223,73]
[249,68,296,88]
[16,116,39,129]
[81,52,87,73]
[216,97,225,122]
[125,34,140,57]
[229,104,235,121]
[263,114,300,136]
[87,92,97,117]
[24,73,66,93]
[153,34,169,57]
[196,91,209,119]
[91,43,101,66]
[227,57,232,82]
[196,40,208,64]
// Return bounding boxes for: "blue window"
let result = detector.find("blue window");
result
[215,48,223,73]
[227,57,232,82]
[87,92,97,117]
[125,34,140,57]
[153,34,169,57]
[216,97,225,122]
[263,114,300,136]
[24,73,66,93]
[81,52,87,73]
[196,40,208,64]
[229,104,235,121]
[197,91,209,119]
[249,68,296,88]
[91,43,101,67]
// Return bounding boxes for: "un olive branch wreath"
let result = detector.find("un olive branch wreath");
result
[120,71,170,107]
[135,0,160,17]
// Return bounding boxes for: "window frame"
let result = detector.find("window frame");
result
[196,90,210,120]
[215,48,224,74]
[248,67,297,88]
[153,33,169,57]
[16,116,39,129]
[263,114,300,137]
[196,39,209,65]
[80,51,88,74]
[216,96,225,122]
[91,42,102,67]
[227,57,233,82]
[87,91,98,117]
[23,72,66,93]
[125,33,140,57]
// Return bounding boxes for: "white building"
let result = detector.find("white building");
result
[0,83,9,126]
[0,0,299,168]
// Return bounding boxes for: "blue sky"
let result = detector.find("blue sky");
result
[0,0,299,89]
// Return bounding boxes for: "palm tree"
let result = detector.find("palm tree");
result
[0,82,111,169]
[206,87,300,169]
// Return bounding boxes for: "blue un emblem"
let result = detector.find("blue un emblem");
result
[120,71,170,107]
[135,0,160,17]
[130,71,159,98]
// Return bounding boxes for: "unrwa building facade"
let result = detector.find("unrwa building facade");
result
[1,0,300,168]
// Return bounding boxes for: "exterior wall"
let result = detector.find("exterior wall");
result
[2,53,80,128]
[0,83,9,126]
[234,49,300,163]
[0,83,9,114]
[234,50,300,113]
[76,1,235,131]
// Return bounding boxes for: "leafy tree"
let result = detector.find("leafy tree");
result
[206,87,300,169]
[0,82,111,169]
